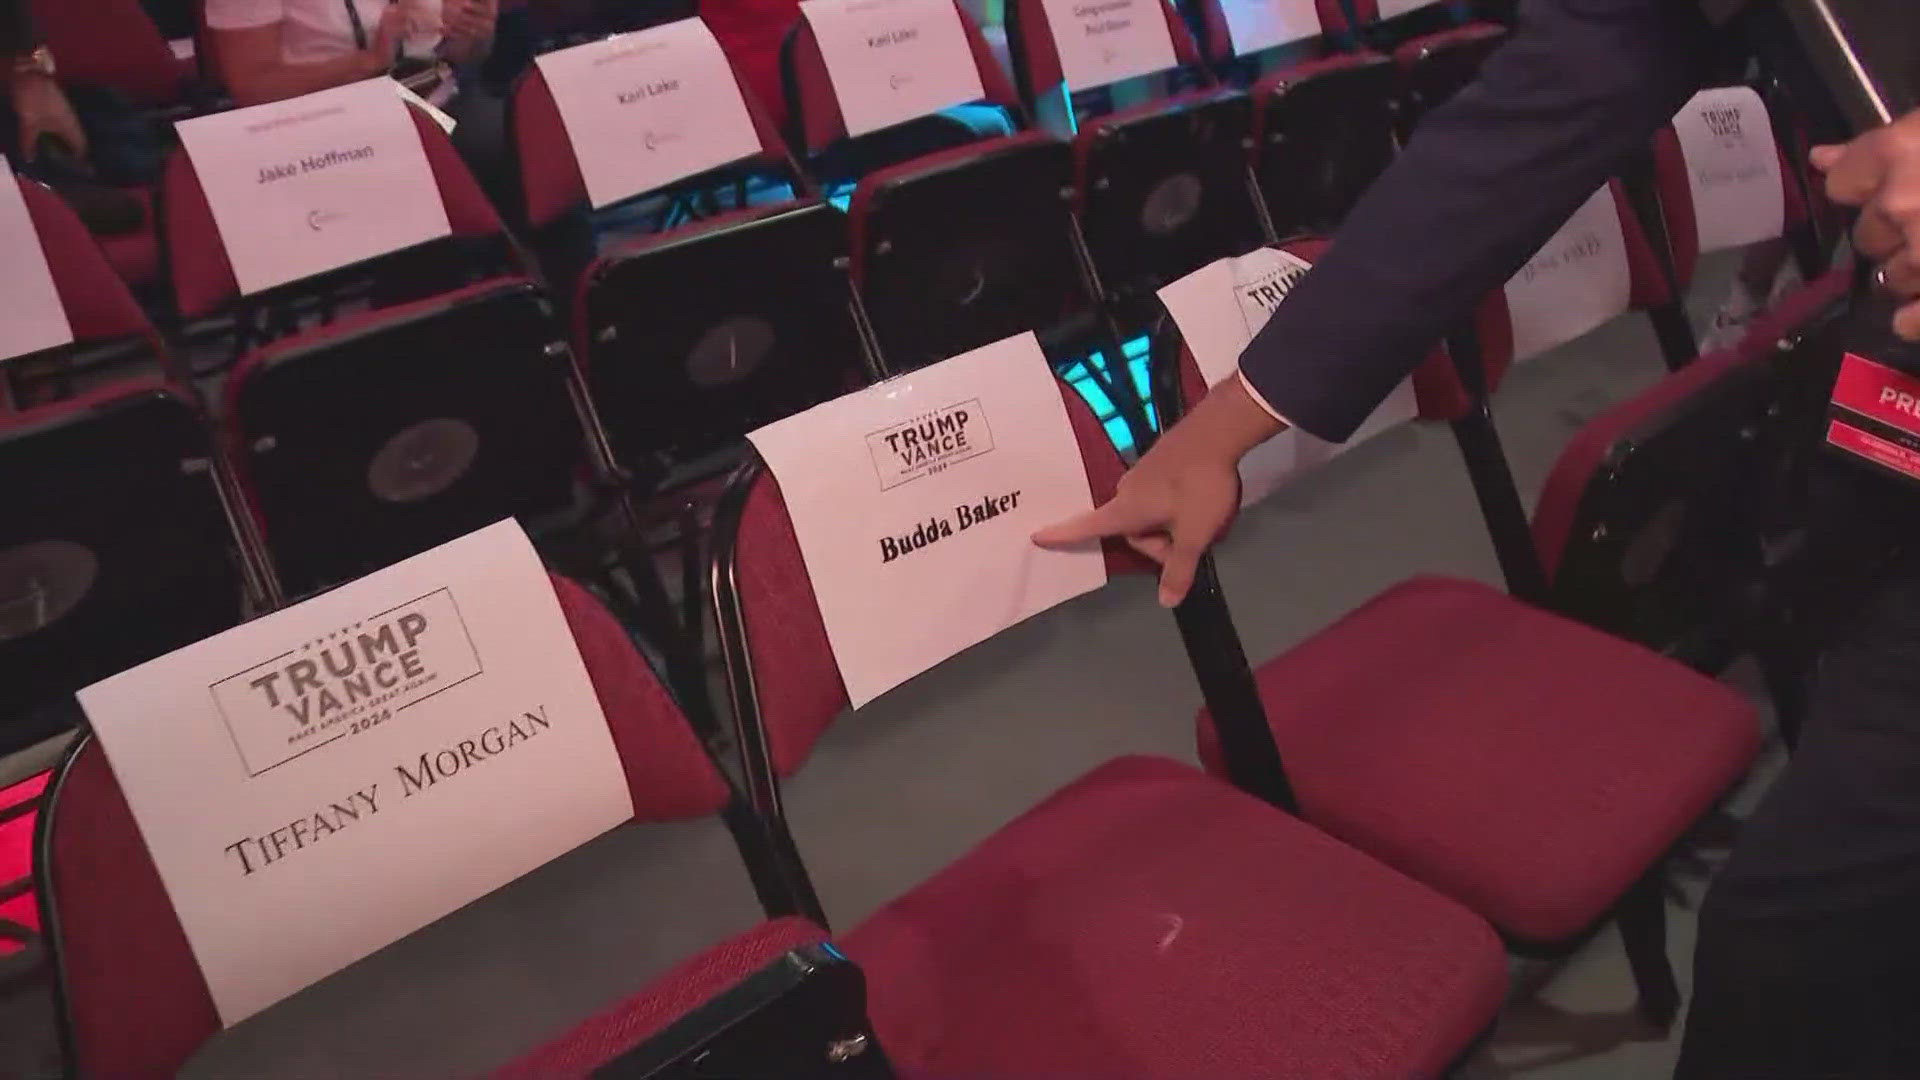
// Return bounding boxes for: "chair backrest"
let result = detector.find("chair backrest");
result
[1251,52,1401,239]
[163,106,508,321]
[223,279,591,598]
[579,200,873,474]
[1649,92,1818,294]
[1491,179,1678,367]
[0,380,245,746]
[12,178,171,376]
[847,134,1091,372]
[28,0,192,107]
[702,0,811,132]
[1531,269,1850,643]
[1388,21,1507,134]
[1005,0,1208,109]
[510,50,795,230]
[782,0,1020,158]
[712,377,1146,778]
[38,574,734,1077]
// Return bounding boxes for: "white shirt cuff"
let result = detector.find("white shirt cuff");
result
[1235,369,1293,428]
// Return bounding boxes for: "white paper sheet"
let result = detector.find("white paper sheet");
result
[174,79,452,296]
[0,164,74,361]
[748,333,1107,707]
[1216,0,1321,56]
[1156,247,1417,505]
[1503,185,1633,362]
[535,19,763,208]
[1672,85,1786,254]
[800,0,986,137]
[78,521,632,1025]
[1038,0,1179,91]
[1376,0,1445,18]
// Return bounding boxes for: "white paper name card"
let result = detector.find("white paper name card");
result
[1504,185,1632,362]
[0,164,74,361]
[535,19,762,209]
[1040,0,1179,91]
[78,521,632,1025]
[1156,247,1417,505]
[1672,86,1785,253]
[749,333,1107,707]
[1376,0,1445,18]
[1218,0,1321,56]
[800,0,985,138]
[175,78,452,296]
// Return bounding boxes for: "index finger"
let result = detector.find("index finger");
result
[1820,131,1893,207]
[1031,496,1162,549]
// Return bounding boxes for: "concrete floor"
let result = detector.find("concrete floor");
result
[0,258,1777,1078]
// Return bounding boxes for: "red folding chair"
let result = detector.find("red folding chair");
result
[1325,0,1508,137]
[165,107,616,602]
[34,574,877,1077]
[1005,0,1269,311]
[1649,85,1836,303]
[2,175,180,407]
[705,373,1510,1077]
[1249,51,1404,238]
[1533,269,1854,747]
[0,772,49,990]
[508,38,803,287]
[1164,254,1763,1032]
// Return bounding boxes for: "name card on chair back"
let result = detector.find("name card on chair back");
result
[1157,247,1417,505]
[0,167,73,361]
[76,521,632,1025]
[801,0,986,137]
[1503,185,1632,362]
[535,18,763,209]
[1038,0,1179,90]
[1217,0,1321,57]
[747,333,1106,707]
[1376,0,1445,18]
[175,78,452,296]
[1672,86,1785,253]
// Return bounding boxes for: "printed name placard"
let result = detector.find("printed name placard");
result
[0,166,74,361]
[801,0,985,138]
[175,78,452,296]
[1672,86,1785,253]
[1504,185,1632,362]
[748,333,1107,706]
[1376,0,1445,18]
[1217,0,1321,56]
[1039,0,1179,91]
[1157,247,1417,504]
[535,18,762,208]
[77,521,632,1025]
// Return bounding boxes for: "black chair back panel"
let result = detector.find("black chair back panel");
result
[1256,60,1400,238]
[859,140,1088,373]
[236,285,583,595]
[586,203,867,471]
[1079,92,1267,300]
[0,390,243,738]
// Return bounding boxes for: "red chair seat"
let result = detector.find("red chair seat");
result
[492,917,830,1078]
[0,772,48,958]
[843,755,1508,1079]
[1199,577,1760,942]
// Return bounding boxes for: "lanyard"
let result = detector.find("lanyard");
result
[343,0,395,52]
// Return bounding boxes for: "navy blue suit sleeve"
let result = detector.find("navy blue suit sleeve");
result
[1238,0,1710,441]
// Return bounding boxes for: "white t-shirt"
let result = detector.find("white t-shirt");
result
[205,0,444,66]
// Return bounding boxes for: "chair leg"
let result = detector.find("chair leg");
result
[1649,302,1700,371]
[1753,637,1812,751]
[1620,870,1681,1030]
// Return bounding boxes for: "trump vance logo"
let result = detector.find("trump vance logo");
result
[867,399,995,490]
[210,588,483,776]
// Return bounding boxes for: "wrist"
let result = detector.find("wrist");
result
[1184,375,1289,460]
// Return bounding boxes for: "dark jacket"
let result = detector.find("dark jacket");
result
[1238,0,1716,441]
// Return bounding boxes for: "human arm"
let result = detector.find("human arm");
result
[3,1,86,159]
[209,2,405,106]
[1036,0,1710,605]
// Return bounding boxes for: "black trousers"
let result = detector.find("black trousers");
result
[1676,471,1920,1078]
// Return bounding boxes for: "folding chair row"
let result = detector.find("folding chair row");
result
[36,542,1506,1077]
